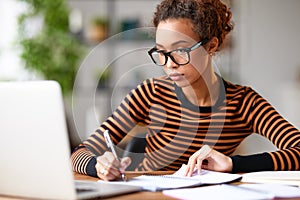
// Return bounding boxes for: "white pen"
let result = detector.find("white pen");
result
[103,130,127,182]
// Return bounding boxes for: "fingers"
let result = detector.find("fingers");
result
[120,157,132,172]
[185,146,233,174]
[195,145,211,173]
[95,153,133,181]
[185,154,197,177]
[96,152,121,181]
[185,145,211,176]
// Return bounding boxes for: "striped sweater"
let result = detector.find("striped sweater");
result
[71,76,300,176]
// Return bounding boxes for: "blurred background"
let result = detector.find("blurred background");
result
[1,0,299,153]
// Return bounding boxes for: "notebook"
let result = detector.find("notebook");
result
[0,81,141,200]
[99,164,242,192]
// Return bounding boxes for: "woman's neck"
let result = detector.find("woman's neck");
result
[182,67,220,107]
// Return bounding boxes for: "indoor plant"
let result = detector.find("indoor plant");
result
[17,0,85,96]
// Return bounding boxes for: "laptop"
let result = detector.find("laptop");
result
[0,80,141,200]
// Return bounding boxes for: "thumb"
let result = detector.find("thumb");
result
[120,157,131,171]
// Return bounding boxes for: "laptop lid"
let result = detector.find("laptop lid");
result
[0,81,78,199]
[0,81,141,200]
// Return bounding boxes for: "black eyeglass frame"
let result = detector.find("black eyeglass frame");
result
[148,38,209,66]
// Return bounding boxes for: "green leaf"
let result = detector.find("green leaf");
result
[17,0,86,95]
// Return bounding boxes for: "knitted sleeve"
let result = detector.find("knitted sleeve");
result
[231,88,300,172]
[71,79,157,176]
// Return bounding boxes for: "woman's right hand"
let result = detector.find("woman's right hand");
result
[95,151,131,181]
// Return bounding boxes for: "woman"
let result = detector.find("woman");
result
[71,0,300,181]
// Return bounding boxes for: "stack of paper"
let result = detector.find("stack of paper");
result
[163,183,300,200]
[163,184,275,200]
[241,171,300,186]
[239,183,300,198]
[98,164,242,192]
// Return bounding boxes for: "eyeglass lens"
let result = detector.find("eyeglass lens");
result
[151,50,189,66]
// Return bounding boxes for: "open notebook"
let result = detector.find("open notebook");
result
[99,164,242,192]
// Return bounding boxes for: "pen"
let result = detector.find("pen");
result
[103,130,127,182]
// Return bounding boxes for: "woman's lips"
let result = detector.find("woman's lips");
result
[168,73,184,81]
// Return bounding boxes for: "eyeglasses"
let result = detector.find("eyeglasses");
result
[148,38,209,66]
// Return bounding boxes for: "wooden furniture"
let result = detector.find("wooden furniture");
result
[75,171,176,200]
[1,172,300,200]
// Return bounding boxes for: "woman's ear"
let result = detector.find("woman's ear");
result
[207,37,219,54]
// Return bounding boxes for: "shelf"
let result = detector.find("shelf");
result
[68,0,162,136]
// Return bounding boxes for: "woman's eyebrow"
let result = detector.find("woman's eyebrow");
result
[156,40,190,48]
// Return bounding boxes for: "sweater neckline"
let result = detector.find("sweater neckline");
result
[173,74,227,113]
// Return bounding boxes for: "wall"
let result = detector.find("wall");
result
[233,0,300,154]
[0,0,31,81]
[69,0,300,153]
[68,0,164,139]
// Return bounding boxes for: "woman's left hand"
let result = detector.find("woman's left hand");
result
[184,145,233,176]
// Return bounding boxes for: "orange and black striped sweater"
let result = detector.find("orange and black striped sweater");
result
[71,76,300,176]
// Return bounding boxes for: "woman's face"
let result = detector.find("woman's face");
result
[156,18,210,88]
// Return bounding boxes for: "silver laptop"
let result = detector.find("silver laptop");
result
[0,81,141,200]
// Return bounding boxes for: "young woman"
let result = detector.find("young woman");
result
[71,0,300,181]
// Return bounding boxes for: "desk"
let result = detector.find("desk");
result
[76,172,300,200]
[0,172,175,200]
[75,171,176,200]
[74,172,300,200]
[1,172,300,200]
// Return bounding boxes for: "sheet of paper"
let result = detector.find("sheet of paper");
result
[242,171,300,180]
[239,183,300,198]
[173,164,242,184]
[163,184,275,200]
[98,175,202,192]
[98,164,242,191]
[242,171,300,186]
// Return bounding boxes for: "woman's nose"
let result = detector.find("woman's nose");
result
[165,56,179,68]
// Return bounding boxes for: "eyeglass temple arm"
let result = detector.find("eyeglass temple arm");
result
[190,38,210,51]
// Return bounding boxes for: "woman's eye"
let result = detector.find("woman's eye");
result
[176,49,187,54]
[156,50,166,54]
[155,49,165,53]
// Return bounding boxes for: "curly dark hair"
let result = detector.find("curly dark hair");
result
[152,0,233,51]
